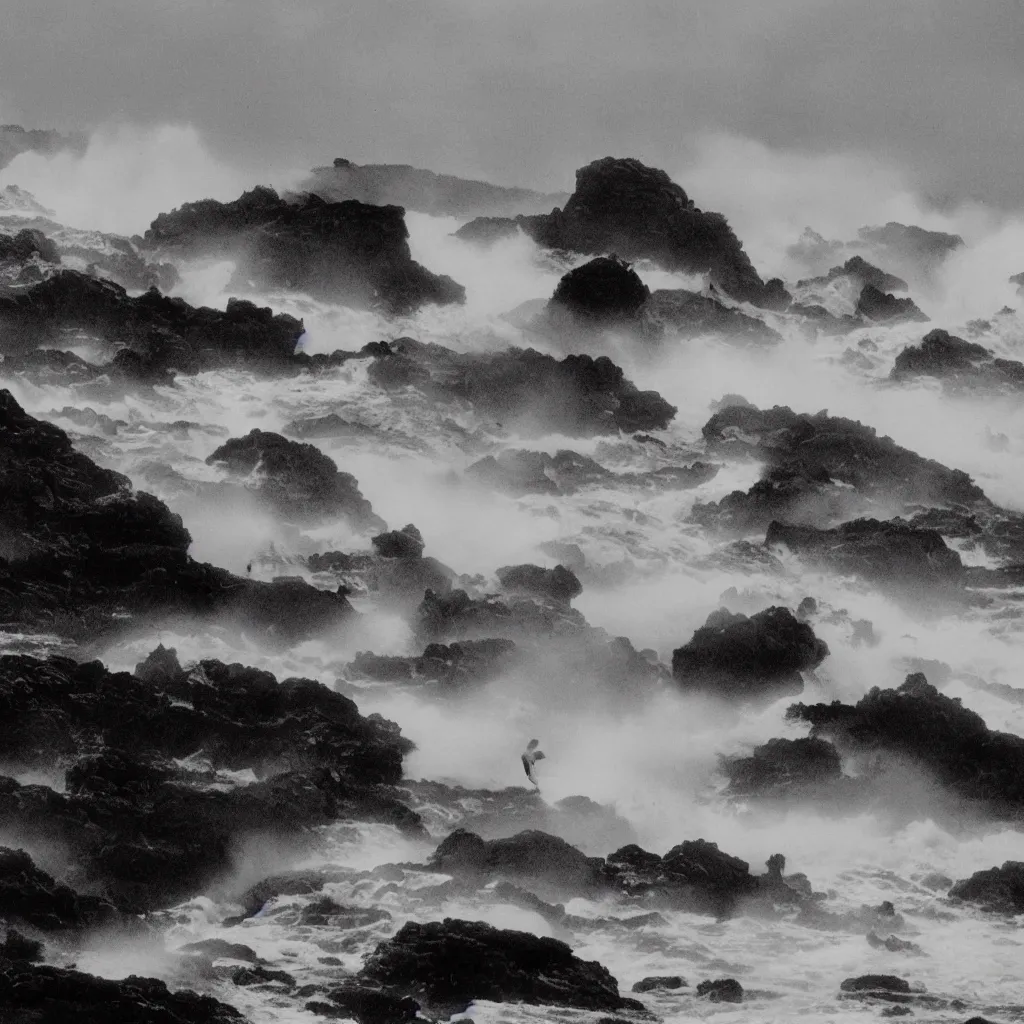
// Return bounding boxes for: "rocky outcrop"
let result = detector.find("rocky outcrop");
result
[891,329,1024,392]
[0,269,304,372]
[632,976,687,993]
[788,673,1024,812]
[206,430,383,530]
[459,157,786,307]
[0,124,86,169]
[948,862,1024,914]
[696,979,744,1003]
[143,187,465,314]
[0,649,419,910]
[416,587,588,643]
[855,222,964,280]
[367,337,676,435]
[430,828,606,897]
[371,524,425,559]
[357,917,637,1015]
[496,563,582,604]
[467,448,717,497]
[798,256,908,294]
[639,288,781,343]
[701,403,985,509]
[672,607,829,700]
[855,284,928,323]
[299,157,566,218]
[0,391,356,642]
[547,255,650,325]
[723,737,843,796]
[347,639,517,691]
[764,519,966,593]
[0,956,247,1023]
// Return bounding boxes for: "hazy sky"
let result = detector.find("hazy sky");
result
[2,0,1022,207]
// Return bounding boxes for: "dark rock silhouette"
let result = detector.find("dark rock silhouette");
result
[0,124,86,168]
[206,429,383,529]
[300,157,566,218]
[949,862,1024,914]
[696,979,744,1003]
[459,157,787,307]
[856,222,964,279]
[856,284,928,323]
[724,737,843,795]
[672,606,829,700]
[358,917,637,1015]
[548,255,650,324]
[892,329,1024,392]
[798,255,908,294]
[348,639,517,691]
[841,975,911,994]
[765,519,966,592]
[0,269,304,372]
[367,337,676,435]
[144,187,465,313]
[640,288,782,342]
[632,976,687,993]
[0,391,357,642]
[371,524,425,559]
[788,672,1024,811]
[0,957,246,1023]
[496,563,583,604]
[308,984,419,1024]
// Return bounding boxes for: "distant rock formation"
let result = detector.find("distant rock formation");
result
[891,329,1024,392]
[0,124,87,169]
[457,157,788,308]
[143,186,464,313]
[297,157,567,218]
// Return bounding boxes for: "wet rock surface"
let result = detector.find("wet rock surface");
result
[892,329,1024,392]
[357,917,639,1015]
[672,606,829,700]
[459,157,786,307]
[144,187,465,314]
[949,862,1024,914]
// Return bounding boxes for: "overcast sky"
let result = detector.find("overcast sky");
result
[2,0,1022,208]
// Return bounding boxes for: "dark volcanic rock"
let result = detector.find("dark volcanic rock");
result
[416,587,588,643]
[672,606,828,700]
[891,329,1024,392]
[496,563,583,604]
[0,650,419,910]
[798,256,908,294]
[430,828,606,897]
[724,737,843,796]
[696,978,743,1003]
[949,862,1024,914]
[788,672,1024,812]
[701,404,985,508]
[0,957,245,1023]
[639,288,781,343]
[371,524,425,559]
[0,269,304,372]
[632,975,687,993]
[548,255,650,324]
[841,975,911,995]
[765,519,966,592]
[144,187,464,314]
[348,639,517,691]
[309,984,419,1024]
[206,429,383,529]
[855,284,928,323]
[0,846,123,932]
[358,917,634,1014]
[461,157,786,307]
[300,157,566,218]
[603,839,759,916]
[367,337,676,436]
[0,392,356,642]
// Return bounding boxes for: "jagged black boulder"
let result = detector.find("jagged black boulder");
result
[765,519,966,593]
[891,329,1024,392]
[856,284,927,322]
[798,256,907,294]
[0,958,246,1023]
[144,187,464,314]
[672,607,828,700]
[460,157,786,308]
[548,255,650,324]
[496,564,583,604]
[358,917,635,1014]
[696,979,743,1003]
[430,828,605,897]
[723,737,843,796]
[788,673,1024,811]
[948,862,1024,914]
[0,269,304,371]
[367,338,676,436]
[206,429,383,529]
[632,976,687,993]
[371,524,425,559]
